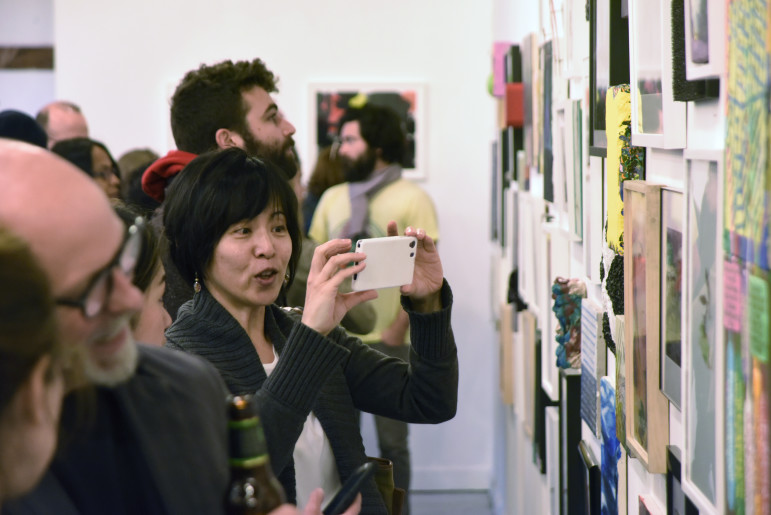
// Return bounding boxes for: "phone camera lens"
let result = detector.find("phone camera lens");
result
[410,252,415,257]
[353,273,358,280]
[409,240,416,248]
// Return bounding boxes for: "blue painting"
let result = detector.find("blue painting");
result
[601,376,621,515]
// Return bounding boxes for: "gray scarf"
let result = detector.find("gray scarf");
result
[341,164,402,240]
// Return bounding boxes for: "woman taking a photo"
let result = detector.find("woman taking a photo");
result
[163,148,457,515]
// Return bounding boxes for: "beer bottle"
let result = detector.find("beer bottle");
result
[225,394,286,515]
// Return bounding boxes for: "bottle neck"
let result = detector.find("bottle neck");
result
[228,416,269,467]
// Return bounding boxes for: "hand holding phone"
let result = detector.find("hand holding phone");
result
[351,236,417,291]
[321,462,376,515]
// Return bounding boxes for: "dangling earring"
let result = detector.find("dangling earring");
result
[194,273,201,294]
[284,272,290,286]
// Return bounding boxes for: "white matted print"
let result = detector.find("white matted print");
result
[309,82,427,181]
[628,0,686,148]
[684,0,726,80]
[682,149,723,513]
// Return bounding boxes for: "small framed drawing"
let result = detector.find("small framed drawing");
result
[624,180,669,473]
[684,0,725,80]
[667,446,700,515]
[309,82,427,181]
[628,0,686,148]
[660,188,684,408]
[546,405,561,515]
[589,0,630,156]
[580,297,606,437]
[579,440,601,514]
[682,149,722,511]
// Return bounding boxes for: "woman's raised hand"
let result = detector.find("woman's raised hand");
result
[301,239,378,335]
[388,221,444,312]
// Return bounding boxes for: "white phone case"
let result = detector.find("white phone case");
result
[351,236,417,291]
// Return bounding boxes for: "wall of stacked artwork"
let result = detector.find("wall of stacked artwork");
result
[491,0,770,513]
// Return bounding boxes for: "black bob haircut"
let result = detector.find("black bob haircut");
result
[162,147,301,289]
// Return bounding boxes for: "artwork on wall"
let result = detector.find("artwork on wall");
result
[579,440,601,515]
[522,32,540,171]
[561,99,584,241]
[628,0,686,148]
[684,0,725,79]
[560,369,583,512]
[667,446,700,515]
[614,314,628,451]
[589,0,630,156]
[541,41,554,203]
[490,141,499,242]
[309,82,426,180]
[724,0,770,271]
[522,310,538,438]
[660,188,684,408]
[546,405,561,515]
[600,376,621,515]
[624,180,669,473]
[683,150,721,511]
[551,277,586,369]
[581,298,607,438]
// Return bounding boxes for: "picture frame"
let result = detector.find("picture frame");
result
[546,405,561,515]
[560,369,584,512]
[660,188,684,408]
[600,376,621,515]
[309,82,427,181]
[540,40,554,203]
[522,310,538,438]
[522,32,540,171]
[628,0,687,148]
[683,0,725,80]
[589,0,630,156]
[539,216,558,402]
[579,440,601,515]
[518,193,538,308]
[580,297,606,438]
[614,314,628,451]
[683,149,722,511]
[586,156,605,283]
[623,180,669,473]
[667,446,700,515]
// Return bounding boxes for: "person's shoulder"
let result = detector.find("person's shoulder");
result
[137,343,222,382]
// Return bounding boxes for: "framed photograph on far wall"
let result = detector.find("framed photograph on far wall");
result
[667,446,700,515]
[628,0,686,148]
[684,0,726,79]
[309,82,426,180]
[683,149,722,512]
[624,180,669,474]
[660,188,684,408]
[589,0,630,156]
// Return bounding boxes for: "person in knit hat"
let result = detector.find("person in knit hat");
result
[0,110,47,148]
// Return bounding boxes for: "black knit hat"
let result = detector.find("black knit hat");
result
[0,110,47,148]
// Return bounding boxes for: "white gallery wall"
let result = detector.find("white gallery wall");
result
[49,0,498,491]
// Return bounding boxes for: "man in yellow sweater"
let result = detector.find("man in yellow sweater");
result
[308,103,439,515]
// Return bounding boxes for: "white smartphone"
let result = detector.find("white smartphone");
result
[351,236,417,291]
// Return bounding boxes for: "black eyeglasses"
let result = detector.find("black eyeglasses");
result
[55,217,144,318]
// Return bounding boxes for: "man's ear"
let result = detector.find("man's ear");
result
[16,355,53,425]
[215,128,244,150]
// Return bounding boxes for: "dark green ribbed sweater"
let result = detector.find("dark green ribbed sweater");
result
[164,282,458,514]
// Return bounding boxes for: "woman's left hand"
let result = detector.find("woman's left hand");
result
[302,239,378,335]
[387,221,444,312]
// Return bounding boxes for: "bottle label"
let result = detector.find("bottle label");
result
[228,416,268,464]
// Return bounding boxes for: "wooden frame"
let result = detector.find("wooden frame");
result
[628,0,686,148]
[660,187,684,408]
[683,149,722,512]
[624,180,669,473]
[309,82,427,181]
[684,0,725,80]
[589,0,630,156]
[580,297,606,438]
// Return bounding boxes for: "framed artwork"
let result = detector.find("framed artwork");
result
[586,156,605,283]
[522,310,538,438]
[309,82,427,181]
[660,188,684,408]
[614,314,628,451]
[684,0,725,79]
[628,0,686,148]
[540,216,558,402]
[518,193,538,308]
[555,99,584,241]
[581,297,607,438]
[667,446,700,515]
[543,223,571,402]
[624,180,669,473]
[499,304,514,405]
[522,32,540,170]
[639,494,665,514]
[600,376,621,515]
[490,141,499,241]
[546,405,561,515]
[552,101,569,214]
[579,440,601,515]
[589,0,630,156]
[560,369,583,512]
[541,40,554,203]
[534,331,548,475]
[683,150,721,511]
